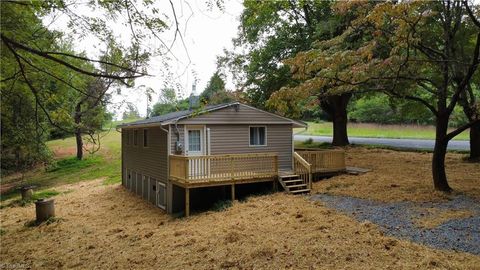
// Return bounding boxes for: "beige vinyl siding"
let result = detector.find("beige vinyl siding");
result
[122,126,168,189]
[169,124,185,155]
[168,123,293,170]
[208,124,292,170]
[177,104,293,125]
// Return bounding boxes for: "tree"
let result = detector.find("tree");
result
[1,0,182,167]
[122,104,141,120]
[72,79,112,160]
[459,82,480,161]
[284,1,480,191]
[223,0,358,146]
[151,88,190,116]
[200,71,234,104]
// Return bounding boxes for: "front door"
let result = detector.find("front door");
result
[185,126,207,177]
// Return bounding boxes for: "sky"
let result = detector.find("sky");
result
[128,0,244,117]
[47,0,244,119]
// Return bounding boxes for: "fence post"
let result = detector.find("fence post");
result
[309,166,312,190]
[184,157,189,181]
[230,156,234,180]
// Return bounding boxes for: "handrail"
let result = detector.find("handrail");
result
[293,152,312,189]
[169,153,278,184]
[296,150,346,173]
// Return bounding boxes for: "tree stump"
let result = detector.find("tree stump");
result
[35,198,55,223]
[19,186,35,200]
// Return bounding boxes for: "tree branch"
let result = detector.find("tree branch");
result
[464,0,480,28]
[446,119,480,141]
[447,32,480,113]
[1,34,144,82]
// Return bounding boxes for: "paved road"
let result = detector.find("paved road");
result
[294,134,470,151]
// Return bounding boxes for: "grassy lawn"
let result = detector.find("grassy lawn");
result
[1,124,126,202]
[296,121,470,140]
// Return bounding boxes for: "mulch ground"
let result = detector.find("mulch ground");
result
[1,178,479,269]
[1,147,479,269]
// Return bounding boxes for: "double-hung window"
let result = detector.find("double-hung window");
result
[143,129,148,147]
[133,130,138,146]
[249,126,266,146]
[188,130,201,152]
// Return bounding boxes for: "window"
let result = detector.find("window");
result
[157,181,166,209]
[188,130,201,152]
[133,130,138,146]
[250,126,266,146]
[143,129,148,147]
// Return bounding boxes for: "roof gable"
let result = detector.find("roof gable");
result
[117,102,306,128]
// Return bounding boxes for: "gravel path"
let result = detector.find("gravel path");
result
[311,194,480,255]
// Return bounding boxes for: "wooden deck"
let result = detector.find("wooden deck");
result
[170,150,346,216]
[169,153,278,188]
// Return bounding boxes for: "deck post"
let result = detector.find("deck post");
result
[185,188,190,217]
[231,184,235,201]
[274,155,278,175]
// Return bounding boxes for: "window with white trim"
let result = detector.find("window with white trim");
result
[188,130,201,152]
[249,126,266,146]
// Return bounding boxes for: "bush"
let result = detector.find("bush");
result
[211,200,232,212]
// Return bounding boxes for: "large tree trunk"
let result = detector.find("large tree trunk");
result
[74,102,83,160]
[75,131,83,160]
[320,93,351,146]
[432,116,452,192]
[469,121,480,160]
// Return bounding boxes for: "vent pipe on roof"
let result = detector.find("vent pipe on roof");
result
[189,83,199,110]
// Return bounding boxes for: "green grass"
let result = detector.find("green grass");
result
[2,129,123,202]
[1,189,61,208]
[295,121,469,141]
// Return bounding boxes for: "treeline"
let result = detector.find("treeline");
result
[303,94,469,127]
[149,71,235,117]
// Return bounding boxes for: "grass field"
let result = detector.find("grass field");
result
[1,126,123,202]
[296,121,470,140]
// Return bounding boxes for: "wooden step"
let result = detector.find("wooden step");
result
[290,188,311,194]
[283,179,304,184]
[286,183,307,189]
[279,174,299,179]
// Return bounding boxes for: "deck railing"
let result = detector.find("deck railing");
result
[169,153,278,184]
[296,149,346,173]
[293,152,312,189]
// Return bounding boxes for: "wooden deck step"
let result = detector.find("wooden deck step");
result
[290,188,311,194]
[283,179,304,184]
[286,183,308,189]
[279,174,299,179]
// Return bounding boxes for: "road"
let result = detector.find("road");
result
[294,134,470,151]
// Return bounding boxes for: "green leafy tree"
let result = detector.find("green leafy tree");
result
[284,1,480,191]
[223,0,355,146]
[1,0,181,166]
[200,71,233,104]
[151,88,190,116]
[122,104,141,120]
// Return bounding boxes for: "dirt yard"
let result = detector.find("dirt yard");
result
[1,147,479,269]
[1,178,479,269]
[314,147,480,202]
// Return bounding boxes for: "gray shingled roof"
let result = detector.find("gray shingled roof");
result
[117,102,237,128]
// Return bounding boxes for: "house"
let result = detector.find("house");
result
[117,102,345,216]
